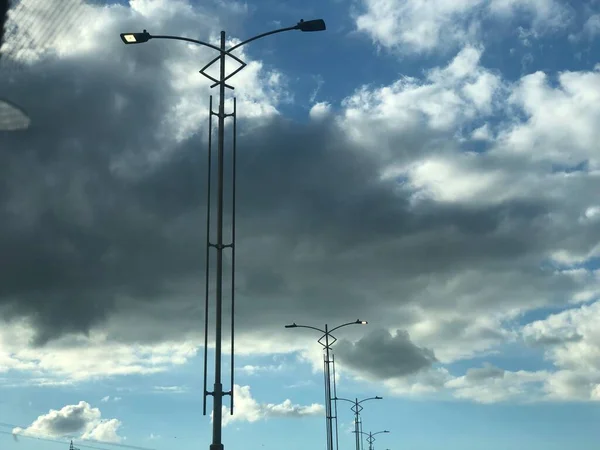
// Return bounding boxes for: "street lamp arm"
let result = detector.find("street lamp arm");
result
[147,34,223,53]
[226,25,297,54]
[329,320,367,334]
[333,397,355,405]
[358,396,383,405]
[351,431,370,437]
[372,431,390,437]
[285,323,326,334]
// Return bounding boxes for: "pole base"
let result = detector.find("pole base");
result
[210,445,224,450]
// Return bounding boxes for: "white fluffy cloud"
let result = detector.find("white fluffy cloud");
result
[340,46,502,162]
[12,401,123,443]
[522,300,600,400]
[1,0,600,406]
[354,0,572,53]
[496,67,600,167]
[0,318,199,382]
[210,385,323,426]
[446,366,549,403]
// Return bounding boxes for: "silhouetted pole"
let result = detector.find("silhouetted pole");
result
[334,396,382,450]
[285,320,368,450]
[120,19,326,450]
[353,430,390,450]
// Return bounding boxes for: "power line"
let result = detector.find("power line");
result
[0,422,158,450]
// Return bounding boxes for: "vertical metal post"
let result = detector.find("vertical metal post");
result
[354,399,360,450]
[230,96,237,414]
[202,95,213,416]
[360,420,364,450]
[331,354,339,450]
[324,325,334,450]
[210,29,226,450]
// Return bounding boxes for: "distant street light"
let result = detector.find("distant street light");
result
[334,396,382,450]
[285,320,367,450]
[353,430,390,450]
[121,19,326,450]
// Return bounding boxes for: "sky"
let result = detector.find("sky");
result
[0,0,600,449]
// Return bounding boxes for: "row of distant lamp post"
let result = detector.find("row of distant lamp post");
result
[285,321,390,450]
[119,17,390,450]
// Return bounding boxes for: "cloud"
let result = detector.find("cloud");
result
[0,319,198,382]
[210,385,323,426]
[239,364,284,376]
[465,362,506,382]
[353,0,573,54]
[152,386,188,394]
[446,367,549,403]
[334,329,436,380]
[0,0,599,405]
[12,401,123,443]
[521,300,600,400]
[309,101,331,120]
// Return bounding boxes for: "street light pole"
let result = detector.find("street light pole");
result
[285,320,368,450]
[334,396,382,450]
[120,18,326,450]
[353,430,390,450]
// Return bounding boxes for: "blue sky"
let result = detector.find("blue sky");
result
[1,0,600,449]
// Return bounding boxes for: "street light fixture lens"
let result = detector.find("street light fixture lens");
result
[358,320,368,325]
[296,19,326,32]
[120,30,151,44]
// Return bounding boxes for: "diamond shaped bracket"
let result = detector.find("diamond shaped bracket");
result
[351,403,364,414]
[199,50,247,91]
[318,333,337,349]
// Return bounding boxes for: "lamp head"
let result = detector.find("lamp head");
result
[284,323,297,328]
[375,396,383,400]
[120,30,151,44]
[358,319,368,325]
[296,19,326,32]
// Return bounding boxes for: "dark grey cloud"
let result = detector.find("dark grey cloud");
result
[0,0,597,357]
[334,329,436,379]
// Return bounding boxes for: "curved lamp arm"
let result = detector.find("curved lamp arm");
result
[226,25,297,54]
[284,323,326,334]
[120,19,325,53]
[329,319,368,334]
[333,397,355,405]
[358,396,383,405]
[372,431,390,437]
[119,30,220,52]
[352,431,370,437]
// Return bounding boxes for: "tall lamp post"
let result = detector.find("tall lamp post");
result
[285,320,367,450]
[120,19,326,450]
[334,396,382,450]
[353,430,390,450]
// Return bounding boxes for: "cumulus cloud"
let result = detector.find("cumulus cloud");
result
[239,364,284,375]
[354,0,573,53]
[210,385,323,426]
[446,367,549,403]
[12,401,123,443]
[335,329,436,380]
[0,0,599,405]
[521,301,600,400]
